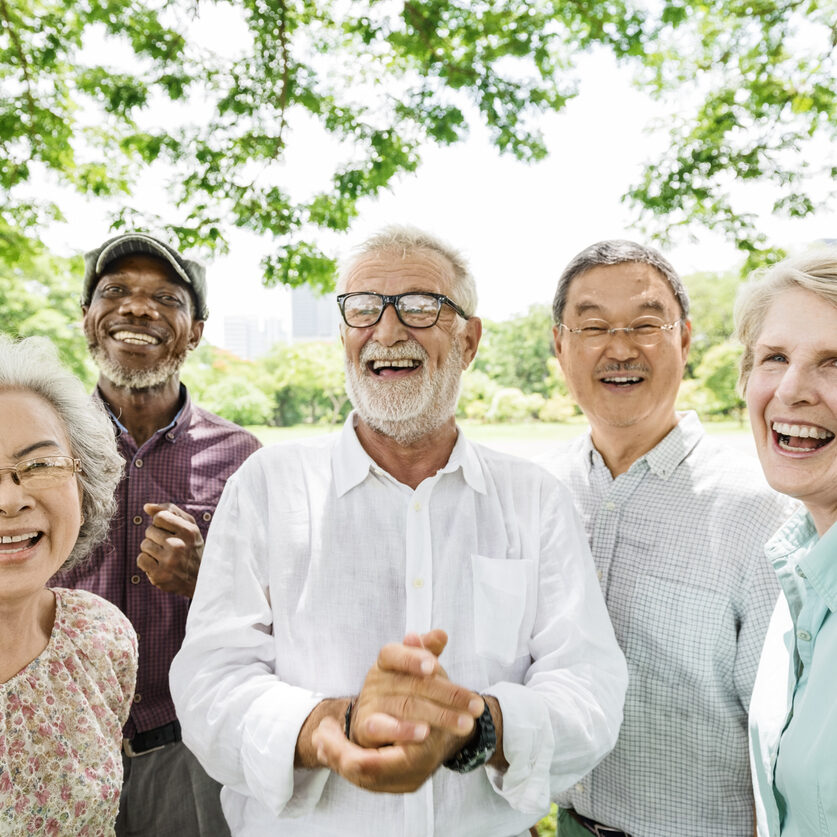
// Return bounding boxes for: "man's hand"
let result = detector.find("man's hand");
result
[310,629,484,793]
[137,502,204,597]
[350,629,482,748]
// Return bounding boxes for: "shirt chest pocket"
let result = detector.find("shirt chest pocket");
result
[471,555,534,666]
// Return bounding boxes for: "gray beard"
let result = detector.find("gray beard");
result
[344,338,463,446]
[88,343,188,391]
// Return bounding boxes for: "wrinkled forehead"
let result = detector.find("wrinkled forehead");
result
[567,262,681,319]
[342,248,456,297]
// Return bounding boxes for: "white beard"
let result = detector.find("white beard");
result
[88,343,188,390]
[345,338,463,446]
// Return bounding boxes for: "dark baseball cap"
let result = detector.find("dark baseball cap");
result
[82,232,209,321]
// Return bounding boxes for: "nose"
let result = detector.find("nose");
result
[0,470,34,516]
[117,291,161,319]
[369,302,410,346]
[775,362,819,406]
[602,328,639,361]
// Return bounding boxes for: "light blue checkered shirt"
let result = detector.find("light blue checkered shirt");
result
[544,412,796,837]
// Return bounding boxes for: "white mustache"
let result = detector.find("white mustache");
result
[359,340,428,365]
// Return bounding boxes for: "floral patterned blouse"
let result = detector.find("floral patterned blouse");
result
[0,588,137,836]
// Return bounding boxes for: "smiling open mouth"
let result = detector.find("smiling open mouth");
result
[111,330,161,346]
[601,375,644,386]
[772,421,835,452]
[0,531,42,553]
[369,358,422,375]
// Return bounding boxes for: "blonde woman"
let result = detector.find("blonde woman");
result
[736,249,837,836]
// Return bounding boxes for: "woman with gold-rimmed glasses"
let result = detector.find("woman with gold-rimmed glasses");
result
[0,335,136,835]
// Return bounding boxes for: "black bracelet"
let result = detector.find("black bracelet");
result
[344,699,354,741]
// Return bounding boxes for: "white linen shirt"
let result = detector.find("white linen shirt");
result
[170,415,627,837]
[543,412,795,837]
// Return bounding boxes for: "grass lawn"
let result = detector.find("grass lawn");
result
[245,417,753,448]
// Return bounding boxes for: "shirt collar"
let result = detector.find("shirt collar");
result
[798,519,837,613]
[332,411,486,497]
[583,410,703,479]
[95,383,191,441]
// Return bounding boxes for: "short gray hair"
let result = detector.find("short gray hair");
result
[553,239,689,324]
[735,247,837,394]
[337,224,478,318]
[0,334,123,570]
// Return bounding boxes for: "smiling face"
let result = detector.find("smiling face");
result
[0,390,83,603]
[746,287,837,533]
[341,248,481,445]
[554,262,690,463]
[83,254,203,390]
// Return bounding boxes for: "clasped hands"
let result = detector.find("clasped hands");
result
[311,629,485,793]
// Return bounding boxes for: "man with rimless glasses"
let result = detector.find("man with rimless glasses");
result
[544,241,794,837]
[171,225,627,836]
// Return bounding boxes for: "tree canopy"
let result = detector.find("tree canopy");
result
[1,0,833,284]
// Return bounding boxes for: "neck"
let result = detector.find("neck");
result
[98,376,183,446]
[0,588,55,683]
[805,505,837,539]
[591,412,680,477]
[355,416,459,490]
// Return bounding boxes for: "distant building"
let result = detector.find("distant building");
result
[291,285,341,341]
[223,316,288,360]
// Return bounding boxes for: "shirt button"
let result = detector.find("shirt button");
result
[131,574,142,585]
[603,501,615,511]
[597,570,603,581]
[133,693,142,703]
[202,512,212,522]
[166,432,175,441]
[796,566,806,578]
[413,501,421,511]
[135,459,143,468]
[797,629,812,642]
[412,578,424,589]
[133,515,143,525]
[575,783,584,793]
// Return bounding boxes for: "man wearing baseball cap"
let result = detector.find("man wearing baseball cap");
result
[54,232,261,836]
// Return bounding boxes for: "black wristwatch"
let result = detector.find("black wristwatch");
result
[443,701,496,773]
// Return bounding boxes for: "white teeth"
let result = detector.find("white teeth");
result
[603,377,642,384]
[371,359,419,370]
[772,422,834,440]
[112,331,160,345]
[0,532,38,544]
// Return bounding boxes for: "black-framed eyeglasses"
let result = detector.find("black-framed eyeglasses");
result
[336,292,469,329]
[558,317,683,349]
[0,455,82,489]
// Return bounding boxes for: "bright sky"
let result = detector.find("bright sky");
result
[44,8,835,349]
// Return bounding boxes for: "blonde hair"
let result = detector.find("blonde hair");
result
[734,247,837,394]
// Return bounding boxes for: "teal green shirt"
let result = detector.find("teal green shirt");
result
[749,508,837,836]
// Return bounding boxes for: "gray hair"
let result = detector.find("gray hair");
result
[0,334,123,570]
[735,247,837,394]
[337,224,478,318]
[552,239,689,324]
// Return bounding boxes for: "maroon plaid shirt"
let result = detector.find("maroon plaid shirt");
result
[54,386,261,738]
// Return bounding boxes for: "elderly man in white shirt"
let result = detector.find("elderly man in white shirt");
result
[170,225,627,837]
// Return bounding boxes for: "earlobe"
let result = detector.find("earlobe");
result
[188,320,205,350]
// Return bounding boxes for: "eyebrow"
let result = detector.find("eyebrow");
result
[573,298,667,317]
[12,440,64,459]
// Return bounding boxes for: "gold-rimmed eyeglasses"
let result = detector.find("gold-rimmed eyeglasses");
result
[558,317,683,349]
[0,456,82,489]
